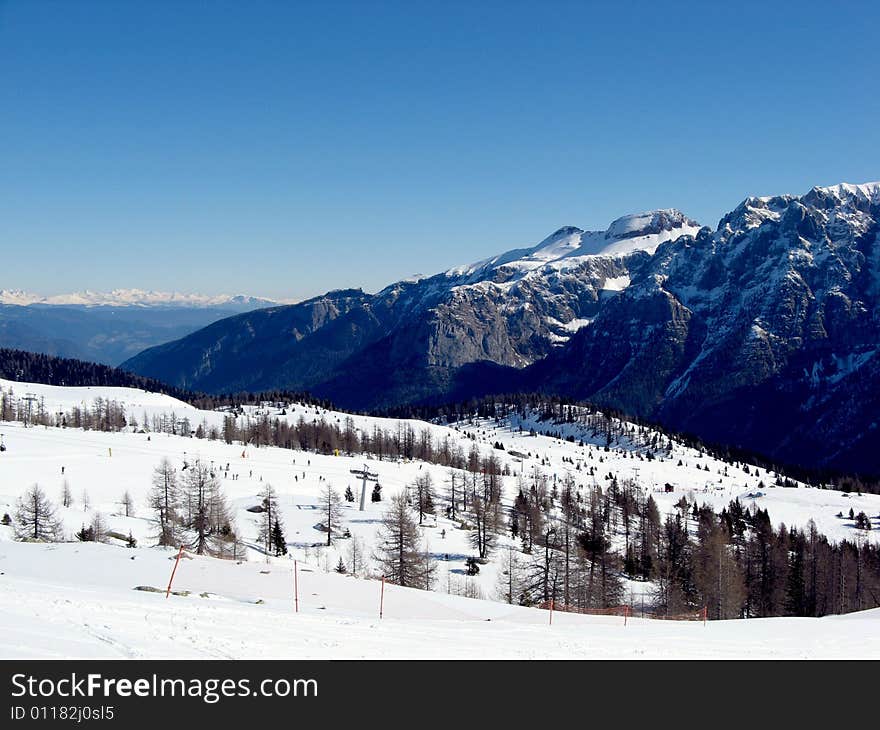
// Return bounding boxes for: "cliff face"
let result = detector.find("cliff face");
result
[532,183,880,471]
[123,183,880,471]
[124,211,698,400]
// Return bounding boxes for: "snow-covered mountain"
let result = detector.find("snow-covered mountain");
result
[122,208,701,395]
[122,181,880,472]
[531,181,880,471]
[448,209,700,278]
[0,290,292,366]
[0,288,288,309]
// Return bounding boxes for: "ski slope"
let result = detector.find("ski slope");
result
[2,379,880,658]
[1,541,878,659]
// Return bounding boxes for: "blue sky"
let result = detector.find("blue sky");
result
[1,1,877,300]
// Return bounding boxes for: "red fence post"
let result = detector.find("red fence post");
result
[379,576,385,619]
[549,599,554,626]
[624,605,629,627]
[294,560,299,613]
[165,545,184,599]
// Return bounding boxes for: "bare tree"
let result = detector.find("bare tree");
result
[148,457,179,546]
[184,458,230,556]
[258,483,282,555]
[15,484,60,542]
[420,540,437,591]
[495,545,525,604]
[318,484,344,546]
[90,511,109,543]
[121,490,135,518]
[374,493,434,588]
[346,534,368,576]
[60,480,73,508]
[412,472,435,525]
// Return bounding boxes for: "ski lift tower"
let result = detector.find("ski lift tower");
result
[22,392,38,428]
[350,464,379,511]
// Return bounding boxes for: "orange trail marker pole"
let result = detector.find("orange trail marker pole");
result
[379,576,385,619]
[294,560,299,613]
[166,546,184,599]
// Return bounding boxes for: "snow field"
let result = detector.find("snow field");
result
[2,379,880,658]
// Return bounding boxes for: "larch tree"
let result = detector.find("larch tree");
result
[184,458,229,556]
[346,534,367,576]
[412,472,435,525]
[374,493,432,588]
[121,490,135,518]
[60,480,73,508]
[258,483,281,555]
[148,457,179,547]
[15,484,60,542]
[319,484,344,546]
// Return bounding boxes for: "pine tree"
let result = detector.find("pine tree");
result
[271,519,288,556]
[784,529,807,616]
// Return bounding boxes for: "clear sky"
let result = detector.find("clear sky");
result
[1,0,877,300]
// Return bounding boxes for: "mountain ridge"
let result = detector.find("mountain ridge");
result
[0,288,292,309]
[121,181,880,472]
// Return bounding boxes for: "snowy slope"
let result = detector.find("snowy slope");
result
[0,378,196,420]
[2,380,877,571]
[2,380,879,658]
[2,540,879,659]
[449,210,701,279]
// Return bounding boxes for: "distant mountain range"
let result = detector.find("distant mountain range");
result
[0,290,288,365]
[0,289,288,309]
[121,182,880,473]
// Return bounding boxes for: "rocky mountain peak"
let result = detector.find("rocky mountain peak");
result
[605,209,698,241]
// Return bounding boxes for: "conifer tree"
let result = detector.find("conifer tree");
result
[15,484,60,542]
